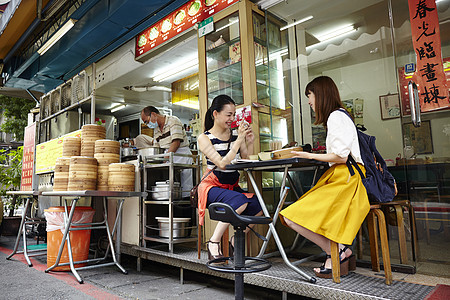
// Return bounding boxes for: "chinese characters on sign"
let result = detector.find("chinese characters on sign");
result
[135,0,238,60]
[20,123,36,191]
[408,0,450,112]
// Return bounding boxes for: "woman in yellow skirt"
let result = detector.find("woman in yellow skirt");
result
[280,76,370,279]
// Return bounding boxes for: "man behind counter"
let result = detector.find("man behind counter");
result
[133,106,193,198]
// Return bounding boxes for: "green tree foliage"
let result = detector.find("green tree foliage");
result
[0,95,35,141]
[0,147,23,216]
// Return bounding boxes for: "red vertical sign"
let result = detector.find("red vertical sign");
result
[20,123,36,191]
[408,0,450,112]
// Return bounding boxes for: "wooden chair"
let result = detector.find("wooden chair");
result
[356,204,392,285]
[380,200,418,263]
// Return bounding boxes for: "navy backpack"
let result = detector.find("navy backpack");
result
[339,109,397,203]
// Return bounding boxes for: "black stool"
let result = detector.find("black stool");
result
[207,203,272,300]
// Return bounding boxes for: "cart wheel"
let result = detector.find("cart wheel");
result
[309,277,317,284]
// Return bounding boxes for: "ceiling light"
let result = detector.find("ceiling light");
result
[37,19,77,55]
[124,85,172,92]
[110,104,126,113]
[257,0,285,10]
[280,16,313,31]
[315,24,356,42]
[152,58,199,82]
[173,98,199,110]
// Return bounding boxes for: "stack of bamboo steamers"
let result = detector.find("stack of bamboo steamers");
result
[52,124,135,192]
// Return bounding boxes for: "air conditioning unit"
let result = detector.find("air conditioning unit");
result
[60,80,72,109]
[50,88,61,115]
[40,94,51,119]
[71,70,88,104]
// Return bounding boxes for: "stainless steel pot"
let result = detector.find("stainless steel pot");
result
[156,217,191,238]
[122,147,135,157]
[151,181,181,200]
[138,147,164,157]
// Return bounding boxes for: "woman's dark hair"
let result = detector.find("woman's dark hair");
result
[305,76,344,126]
[204,95,235,131]
[142,106,160,116]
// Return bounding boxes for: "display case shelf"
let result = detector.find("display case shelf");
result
[207,62,242,85]
[206,36,241,56]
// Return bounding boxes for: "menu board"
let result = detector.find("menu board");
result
[135,0,239,59]
[35,130,81,174]
[20,123,36,191]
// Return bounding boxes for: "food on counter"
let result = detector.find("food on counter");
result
[161,19,172,33]
[173,9,186,25]
[137,34,147,47]
[205,0,216,6]
[149,26,159,41]
[188,0,201,16]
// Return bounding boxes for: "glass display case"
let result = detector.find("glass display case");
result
[252,12,293,153]
[253,12,294,208]
[206,12,243,105]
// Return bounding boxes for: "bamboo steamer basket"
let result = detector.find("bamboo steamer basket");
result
[81,124,106,157]
[53,157,71,191]
[97,165,109,188]
[108,163,135,191]
[62,137,81,157]
[68,156,98,191]
[108,163,135,172]
[94,153,120,165]
[94,140,120,155]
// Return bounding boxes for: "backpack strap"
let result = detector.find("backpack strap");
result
[347,155,366,179]
[335,108,366,180]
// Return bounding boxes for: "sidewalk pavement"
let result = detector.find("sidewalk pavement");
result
[0,235,290,300]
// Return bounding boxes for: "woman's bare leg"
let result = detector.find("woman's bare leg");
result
[283,217,333,270]
[208,203,250,256]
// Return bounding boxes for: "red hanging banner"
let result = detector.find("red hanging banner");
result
[408,0,450,112]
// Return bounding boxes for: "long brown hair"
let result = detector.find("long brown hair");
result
[305,76,344,126]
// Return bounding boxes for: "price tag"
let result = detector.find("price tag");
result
[198,17,213,38]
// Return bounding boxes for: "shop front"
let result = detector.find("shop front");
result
[21,0,449,293]
[259,0,450,278]
[76,0,449,278]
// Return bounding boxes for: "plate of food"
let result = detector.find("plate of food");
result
[188,0,201,16]
[205,0,216,6]
[161,18,172,33]
[149,26,159,41]
[173,9,186,25]
[137,34,147,47]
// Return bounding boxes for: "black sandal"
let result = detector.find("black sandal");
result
[340,246,356,271]
[206,241,224,261]
[314,254,349,279]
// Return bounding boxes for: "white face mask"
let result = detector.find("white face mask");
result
[147,120,158,129]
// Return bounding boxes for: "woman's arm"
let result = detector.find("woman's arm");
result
[290,151,347,164]
[198,125,250,169]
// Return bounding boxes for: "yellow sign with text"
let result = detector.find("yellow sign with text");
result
[35,130,82,174]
